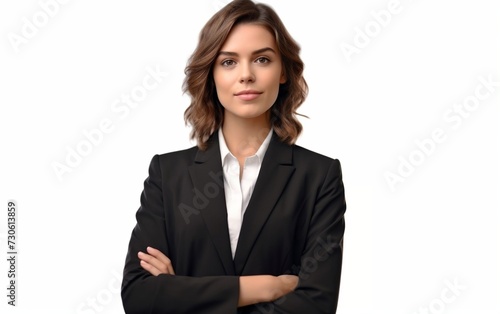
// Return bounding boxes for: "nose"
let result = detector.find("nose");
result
[239,62,255,83]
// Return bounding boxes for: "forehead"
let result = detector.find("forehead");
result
[220,23,278,52]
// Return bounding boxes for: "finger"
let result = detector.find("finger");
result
[146,247,172,266]
[138,251,170,275]
[138,251,168,274]
[139,260,161,276]
[147,247,175,275]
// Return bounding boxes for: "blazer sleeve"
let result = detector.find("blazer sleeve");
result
[241,159,346,314]
[121,154,240,314]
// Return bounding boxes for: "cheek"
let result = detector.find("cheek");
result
[266,74,283,96]
[214,72,233,94]
[263,68,284,88]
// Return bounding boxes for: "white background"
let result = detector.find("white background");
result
[1,0,499,313]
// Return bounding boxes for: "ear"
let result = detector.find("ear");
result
[280,71,287,84]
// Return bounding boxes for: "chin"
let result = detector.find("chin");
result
[238,111,270,120]
[226,107,268,119]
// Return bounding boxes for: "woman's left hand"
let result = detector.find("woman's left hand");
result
[138,246,175,276]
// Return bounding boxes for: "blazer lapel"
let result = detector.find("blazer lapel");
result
[188,132,236,275]
[233,132,295,274]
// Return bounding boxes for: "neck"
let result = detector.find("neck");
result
[221,111,271,159]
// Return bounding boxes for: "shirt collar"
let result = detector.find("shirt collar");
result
[218,127,273,166]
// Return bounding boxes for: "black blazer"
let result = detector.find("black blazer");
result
[121,130,346,314]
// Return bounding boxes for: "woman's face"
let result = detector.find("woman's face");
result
[213,23,286,123]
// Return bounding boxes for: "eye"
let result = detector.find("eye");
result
[221,59,236,67]
[255,57,270,64]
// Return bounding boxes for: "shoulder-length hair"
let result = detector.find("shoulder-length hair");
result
[183,0,308,150]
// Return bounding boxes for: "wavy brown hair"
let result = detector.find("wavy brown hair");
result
[183,0,308,150]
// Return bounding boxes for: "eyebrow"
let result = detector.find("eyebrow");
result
[217,47,277,57]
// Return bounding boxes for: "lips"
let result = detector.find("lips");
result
[234,90,263,101]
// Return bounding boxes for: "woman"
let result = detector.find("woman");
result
[121,0,346,313]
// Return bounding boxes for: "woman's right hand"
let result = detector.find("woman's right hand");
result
[273,274,299,300]
[238,274,298,307]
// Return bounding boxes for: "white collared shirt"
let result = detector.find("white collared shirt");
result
[218,127,273,258]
